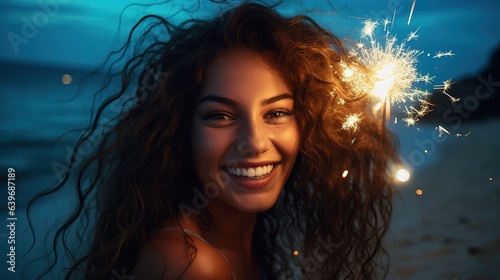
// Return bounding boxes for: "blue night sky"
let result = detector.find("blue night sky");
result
[1,0,499,81]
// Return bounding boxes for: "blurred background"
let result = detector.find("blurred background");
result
[1,0,499,279]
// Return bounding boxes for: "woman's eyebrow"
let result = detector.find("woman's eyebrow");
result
[196,95,237,107]
[196,93,293,107]
[261,93,293,105]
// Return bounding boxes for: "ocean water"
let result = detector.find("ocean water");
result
[1,62,101,203]
[0,62,106,280]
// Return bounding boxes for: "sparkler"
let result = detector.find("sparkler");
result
[340,19,431,127]
[339,12,456,130]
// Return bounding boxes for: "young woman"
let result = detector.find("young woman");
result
[28,2,398,279]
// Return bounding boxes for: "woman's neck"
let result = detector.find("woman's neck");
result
[204,198,257,256]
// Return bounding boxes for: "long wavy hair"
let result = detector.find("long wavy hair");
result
[27,2,399,279]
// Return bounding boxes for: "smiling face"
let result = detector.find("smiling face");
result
[191,50,300,213]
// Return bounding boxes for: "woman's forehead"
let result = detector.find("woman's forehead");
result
[202,50,290,96]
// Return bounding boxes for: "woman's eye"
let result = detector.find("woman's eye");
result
[203,112,234,122]
[265,109,293,120]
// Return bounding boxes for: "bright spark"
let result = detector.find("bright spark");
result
[408,0,416,25]
[410,104,431,117]
[406,27,420,42]
[342,113,362,131]
[442,79,453,91]
[362,19,378,40]
[437,125,451,137]
[391,8,396,30]
[383,18,391,31]
[403,117,416,126]
[419,73,435,84]
[434,80,460,102]
[457,131,472,138]
[433,50,455,58]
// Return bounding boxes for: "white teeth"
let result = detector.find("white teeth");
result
[247,168,256,177]
[227,164,274,178]
[255,167,263,177]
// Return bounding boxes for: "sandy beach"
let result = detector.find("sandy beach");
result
[386,119,500,279]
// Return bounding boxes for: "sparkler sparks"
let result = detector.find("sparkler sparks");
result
[383,18,391,31]
[433,79,453,92]
[336,7,454,132]
[408,0,416,25]
[340,19,434,126]
[342,27,425,105]
[362,19,378,40]
[433,50,455,58]
[342,113,362,131]
[406,27,420,42]
[419,73,435,84]
[402,117,416,126]
[433,80,460,102]
[437,125,451,137]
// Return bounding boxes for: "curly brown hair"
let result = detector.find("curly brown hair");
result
[27,2,399,279]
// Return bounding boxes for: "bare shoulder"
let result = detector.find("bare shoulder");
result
[132,229,234,280]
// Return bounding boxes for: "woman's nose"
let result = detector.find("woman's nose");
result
[236,120,271,156]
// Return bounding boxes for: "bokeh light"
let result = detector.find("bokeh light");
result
[395,168,410,182]
[61,74,72,85]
